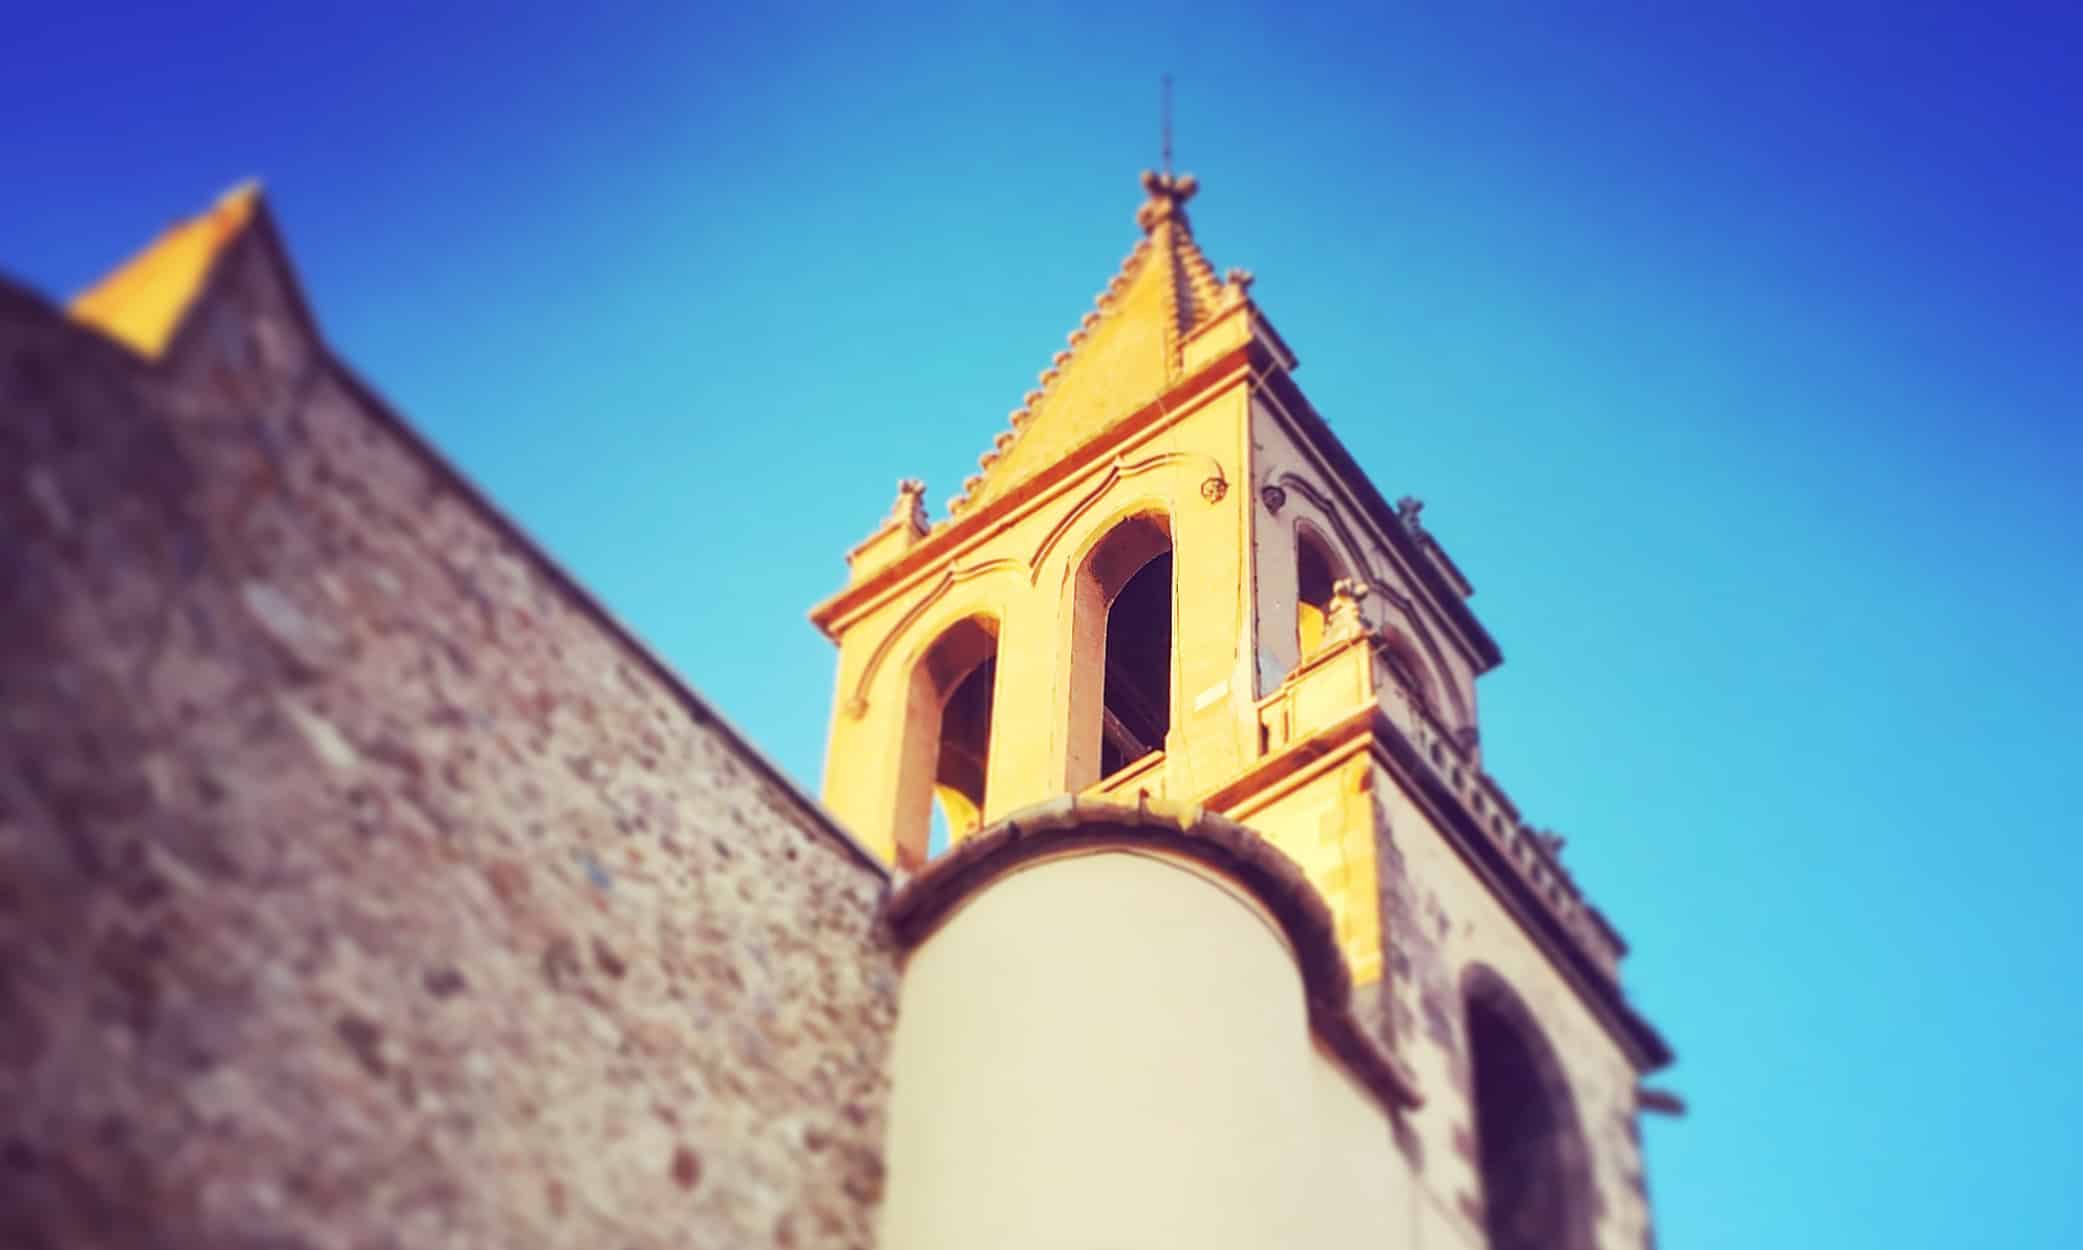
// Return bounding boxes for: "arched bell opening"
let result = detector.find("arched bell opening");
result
[1067,512,1174,790]
[1295,522,1345,660]
[893,615,1000,870]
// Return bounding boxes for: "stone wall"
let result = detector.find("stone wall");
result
[0,218,898,1250]
[1371,766,1655,1250]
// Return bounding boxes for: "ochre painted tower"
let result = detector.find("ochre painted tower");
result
[814,171,1673,1250]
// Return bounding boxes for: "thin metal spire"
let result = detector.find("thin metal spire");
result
[1161,73,1173,176]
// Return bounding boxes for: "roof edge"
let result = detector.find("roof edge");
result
[1253,358,1504,672]
[321,352,893,882]
[810,342,1256,637]
[67,180,267,359]
[52,185,894,885]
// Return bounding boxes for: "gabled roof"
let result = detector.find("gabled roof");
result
[947,171,1247,518]
[68,180,263,358]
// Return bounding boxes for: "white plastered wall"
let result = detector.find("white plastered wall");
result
[881,848,1411,1250]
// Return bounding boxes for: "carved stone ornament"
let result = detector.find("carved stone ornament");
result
[1136,169,1199,232]
[1324,577,1370,645]
[1260,483,1287,514]
[1200,476,1229,504]
[888,478,929,534]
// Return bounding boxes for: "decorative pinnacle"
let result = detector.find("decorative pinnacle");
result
[1324,577,1371,645]
[1394,495,1426,533]
[889,478,928,532]
[1136,169,1199,232]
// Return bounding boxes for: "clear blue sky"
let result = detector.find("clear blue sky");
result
[9,3,2081,1245]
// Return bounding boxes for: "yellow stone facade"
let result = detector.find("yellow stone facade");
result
[816,170,1671,1250]
[812,170,1424,988]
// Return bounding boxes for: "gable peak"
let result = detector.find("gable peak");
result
[944,171,1245,519]
[69,180,266,358]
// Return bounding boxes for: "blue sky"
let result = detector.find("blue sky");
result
[9,3,2082,1245]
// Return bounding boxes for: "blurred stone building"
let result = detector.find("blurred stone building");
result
[1,172,1673,1249]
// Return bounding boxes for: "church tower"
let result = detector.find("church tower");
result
[812,172,1672,1250]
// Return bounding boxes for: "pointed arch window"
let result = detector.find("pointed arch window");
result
[1067,513,1173,789]
[892,616,999,870]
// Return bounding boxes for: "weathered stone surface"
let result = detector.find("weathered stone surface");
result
[0,225,897,1250]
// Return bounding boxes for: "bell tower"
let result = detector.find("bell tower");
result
[813,168,1674,1250]
[811,170,1267,869]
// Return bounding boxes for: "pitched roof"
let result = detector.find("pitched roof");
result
[69,180,263,358]
[947,171,1246,518]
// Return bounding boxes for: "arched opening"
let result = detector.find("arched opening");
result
[1295,525,1342,659]
[1103,552,1172,777]
[893,616,999,871]
[1068,513,1173,789]
[1463,968,1597,1250]
[931,655,996,853]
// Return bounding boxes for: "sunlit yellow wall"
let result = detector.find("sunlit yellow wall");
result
[1223,745,1387,993]
[818,375,1257,861]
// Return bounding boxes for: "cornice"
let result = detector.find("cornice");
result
[1366,710,1671,1071]
[1251,364,1504,674]
[1197,686,1671,1073]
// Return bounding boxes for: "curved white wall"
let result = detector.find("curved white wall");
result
[881,848,1406,1249]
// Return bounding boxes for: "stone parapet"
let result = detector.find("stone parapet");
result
[1257,631,1629,984]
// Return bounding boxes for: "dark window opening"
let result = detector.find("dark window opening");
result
[1100,553,1172,777]
[1068,514,1172,791]
[1296,531,1336,657]
[932,656,995,851]
[1466,976,1596,1250]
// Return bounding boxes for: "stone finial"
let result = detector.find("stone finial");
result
[1324,577,1370,645]
[1394,495,1426,534]
[888,478,929,534]
[847,478,931,578]
[1220,267,1256,310]
[1136,169,1200,232]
